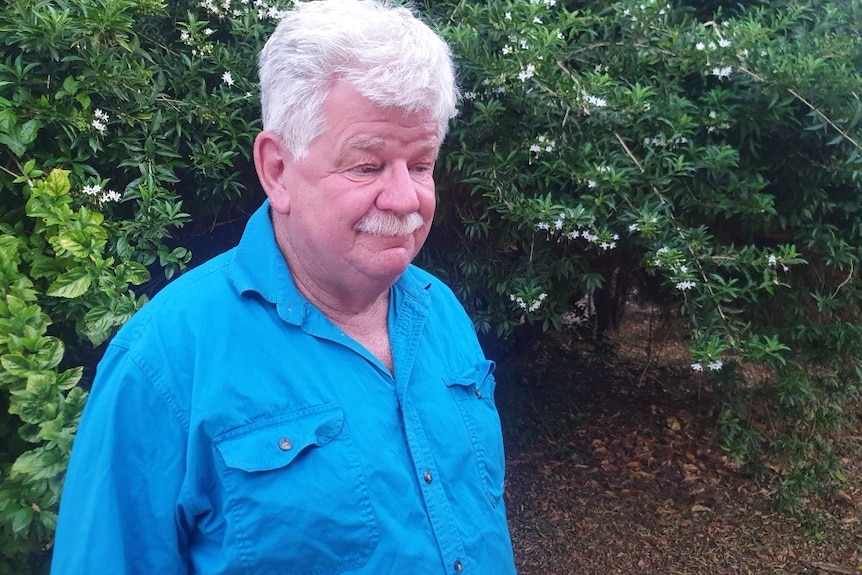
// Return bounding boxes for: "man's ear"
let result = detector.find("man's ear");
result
[254,130,293,215]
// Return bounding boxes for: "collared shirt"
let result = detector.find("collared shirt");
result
[51,201,517,575]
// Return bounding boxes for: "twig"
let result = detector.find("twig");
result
[614,132,644,173]
[831,263,854,299]
[737,66,862,152]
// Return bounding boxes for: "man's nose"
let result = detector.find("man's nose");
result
[376,163,422,214]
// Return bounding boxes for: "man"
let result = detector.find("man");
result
[50,0,517,573]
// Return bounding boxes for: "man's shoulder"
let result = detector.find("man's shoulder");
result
[113,250,238,346]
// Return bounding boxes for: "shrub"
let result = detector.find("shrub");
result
[422,0,862,508]
[0,0,285,568]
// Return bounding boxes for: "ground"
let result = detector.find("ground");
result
[497,312,862,575]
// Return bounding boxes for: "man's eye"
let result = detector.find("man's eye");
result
[353,164,380,174]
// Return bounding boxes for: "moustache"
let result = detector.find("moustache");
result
[354,212,425,237]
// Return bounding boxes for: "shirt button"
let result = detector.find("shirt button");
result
[423,471,433,484]
[474,388,482,399]
[454,559,463,573]
[278,437,293,451]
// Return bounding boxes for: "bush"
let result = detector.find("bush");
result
[422,0,862,508]
[0,0,285,569]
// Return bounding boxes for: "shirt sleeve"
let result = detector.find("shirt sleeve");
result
[50,341,189,575]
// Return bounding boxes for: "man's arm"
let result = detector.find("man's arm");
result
[51,343,189,574]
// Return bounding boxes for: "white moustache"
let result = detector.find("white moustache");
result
[354,212,425,236]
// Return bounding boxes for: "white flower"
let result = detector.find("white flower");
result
[695,41,705,51]
[536,221,550,230]
[203,27,214,35]
[768,255,777,266]
[517,64,536,81]
[222,71,235,86]
[92,119,107,134]
[100,189,122,203]
[82,184,101,196]
[533,17,543,24]
[587,179,597,189]
[708,360,723,371]
[93,109,109,121]
[710,66,733,79]
[180,30,191,42]
[504,11,512,20]
[718,38,731,48]
[691,362,704,372]
[675,280,696,291]
[529,144,541,153]
[584,94,607,107]
[502,45,512,55]
[628,223,639,232]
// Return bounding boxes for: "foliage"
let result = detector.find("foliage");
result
[0,167,150,571]
[421,0,862,509]
[0,0,288,569]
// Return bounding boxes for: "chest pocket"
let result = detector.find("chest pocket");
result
[445,360,506,506]
[214,403,380,575]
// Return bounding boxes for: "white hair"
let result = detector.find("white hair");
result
[258,0,460,157]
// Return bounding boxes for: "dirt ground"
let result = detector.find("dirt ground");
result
[497,312,862,575]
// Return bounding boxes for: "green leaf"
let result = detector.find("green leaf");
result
[56,366,83,391]
[57,229,98,259]
[46,267,92,298]
[43,169,71,197]
[1,354,34,377]
[118,261,150,285]
[11,506,34,534]
[19,119,41,145]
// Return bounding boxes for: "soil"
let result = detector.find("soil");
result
[497,311,862,575]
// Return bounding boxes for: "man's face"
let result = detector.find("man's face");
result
[273,81,440,297]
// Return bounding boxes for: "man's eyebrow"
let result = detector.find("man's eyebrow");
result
[336,136,441,164]
[343,136,386,152]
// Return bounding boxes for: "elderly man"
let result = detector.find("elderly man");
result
[50,0,517,573]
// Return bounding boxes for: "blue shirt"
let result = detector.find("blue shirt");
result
[51,202,517,575]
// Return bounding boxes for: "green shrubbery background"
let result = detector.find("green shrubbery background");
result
[1,0,860,571]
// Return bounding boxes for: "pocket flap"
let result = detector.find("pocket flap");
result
[445,360,496,391]
[215,404,344,472]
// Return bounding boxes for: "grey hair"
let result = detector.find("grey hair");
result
[258,0,460,158]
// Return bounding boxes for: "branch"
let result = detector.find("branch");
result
[737,66,862,152]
